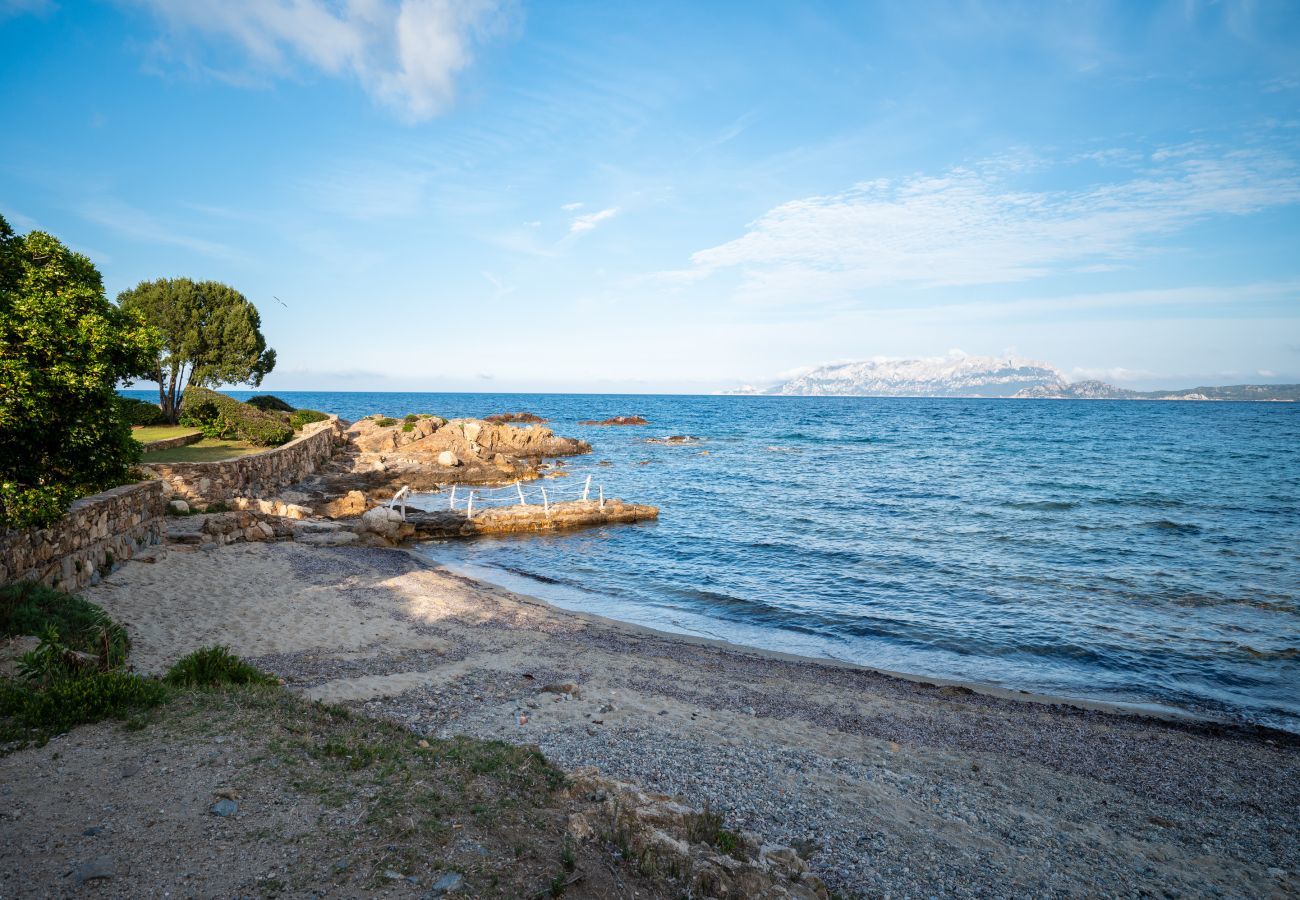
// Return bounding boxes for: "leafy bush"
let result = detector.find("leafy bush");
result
[375,417,398,428]
[403,413,419,423]
[117,396,166,426]
[165,646,278,688]
[401,422,415,432]
[0,216,160,529]
[247,394,295,413]
[289,408,329,430]
[1,670,166,734]
[179,386,293,446]
[0,581,130,668]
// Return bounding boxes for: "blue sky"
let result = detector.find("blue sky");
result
[2,0,1299,392]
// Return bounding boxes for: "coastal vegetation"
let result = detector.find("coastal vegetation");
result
[117,278,276,424]
[0,215,160,529]
[141,437,263,464]
[179,385,294,446]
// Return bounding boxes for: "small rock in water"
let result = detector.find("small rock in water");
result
[74,856,116,884]
[209,799,238,817]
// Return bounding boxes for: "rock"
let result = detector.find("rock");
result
[542,682,581,698]
[760,845,809,877]
[198,541,218,552]
[74,856,116,885]
[168,499,190,515]
[209,799,238,817]
[578,415,649,426]
[462,422,482,443]
[322,490,367,518]
[429,872,463,894]
[282,503,312,520]
[436,450,460,467]
[360,506,405,541]
[295,530,359,547]
[82,826,103,837]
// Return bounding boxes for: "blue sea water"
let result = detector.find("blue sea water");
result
[134,391,1300,731]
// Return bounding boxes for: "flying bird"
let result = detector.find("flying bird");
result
[273,295,288,308]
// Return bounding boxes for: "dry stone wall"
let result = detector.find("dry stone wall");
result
[0,481,166,591]
[142,417,344,504]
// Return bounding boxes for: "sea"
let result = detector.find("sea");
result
[128,391,1300,733]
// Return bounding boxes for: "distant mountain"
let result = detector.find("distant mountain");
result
[1017,382,1300,402]
[733,354,1067,398]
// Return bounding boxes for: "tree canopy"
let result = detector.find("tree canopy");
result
[0,215,160,529]
[117,278,276,423]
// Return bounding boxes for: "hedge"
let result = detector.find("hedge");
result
[179,386,294,446]
[117,396,167,426]
[246,394,295,413]
[289,409,329,430]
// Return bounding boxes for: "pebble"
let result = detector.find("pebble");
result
[208,799,238,817]
[429,872,463,894]
[74,856,115,885]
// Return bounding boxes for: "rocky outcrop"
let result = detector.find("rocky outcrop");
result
[407,499,658,539]
[484,411,548,424]
[565,768,828,899]
[579,415,649,426]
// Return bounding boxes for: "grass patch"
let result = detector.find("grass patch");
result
[289,409,328,430]
[132,425,202,443]
[0,581,129,666]
[374,417,398,428]
[684,803,746,859]
[164,646,279,688]
[142,438,263,463]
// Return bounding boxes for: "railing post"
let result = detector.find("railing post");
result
[541,486,549,514]
[449,484,456,510]
[582,475,591,501]
[599,485,605,510]
[517,480,526,505]
[467,491,474,520]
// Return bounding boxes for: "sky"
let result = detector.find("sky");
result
[2,0,1299,393]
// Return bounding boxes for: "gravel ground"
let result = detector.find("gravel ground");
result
[83,541,1300,898]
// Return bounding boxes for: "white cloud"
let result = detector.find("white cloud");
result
[127,0,511,121]
[569,206,618,233]
[561,201,584,211]
[78,197,238,260]
[666,148,1300,303]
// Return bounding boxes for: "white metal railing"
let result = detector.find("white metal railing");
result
[444,475,605,520]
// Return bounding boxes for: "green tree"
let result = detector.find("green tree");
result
[0,215,160,529]
[117,278,276,423]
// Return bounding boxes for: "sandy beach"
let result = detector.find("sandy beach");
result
[42,539,1298,897]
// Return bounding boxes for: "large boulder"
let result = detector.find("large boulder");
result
[360,506,406,541]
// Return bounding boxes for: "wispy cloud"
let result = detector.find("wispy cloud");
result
[569,206,618,233]
[661,148,1300,303]
[560,201,583,211]
[125,0,514,121]
[78,197,238,260]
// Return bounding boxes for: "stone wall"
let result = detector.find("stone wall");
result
[0,481,166,591]
[139,430,202,452]
[142,417,344,504]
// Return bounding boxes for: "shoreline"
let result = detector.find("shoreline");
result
[425,552,1294,740]
[74,539,1300,896]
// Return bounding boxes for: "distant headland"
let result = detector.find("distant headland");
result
[726,354,1298,401]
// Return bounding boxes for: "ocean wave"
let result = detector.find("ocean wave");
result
[1003,500,1079,511]
[1145,520,1203,535]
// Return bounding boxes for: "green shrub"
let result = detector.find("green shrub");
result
[165,646,278,688]
[289,408,329,430]
[179,386,293,446]
[246,394,295,413]
[117,396,167,426]
[375,417,398,428]
[1,670,166,733]
[403,413,419,423]
[0,216,160,529]
[401,422,415,432]
[0,582,130,668]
